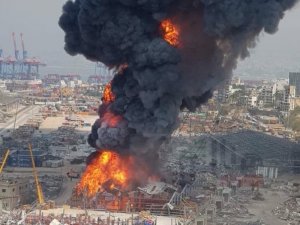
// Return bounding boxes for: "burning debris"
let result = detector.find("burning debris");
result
[77,150,153,197]
[76,150,131,196]
[59,0,299,194]
[160,19,180,47]
[102,82,115,104]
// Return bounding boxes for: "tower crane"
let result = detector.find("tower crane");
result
[28,144,45,205]
[0,149,10,174]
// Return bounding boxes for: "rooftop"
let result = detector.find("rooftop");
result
[214,130,300,160]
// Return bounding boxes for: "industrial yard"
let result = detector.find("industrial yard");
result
[0,88,298,224]
[0,66,298,225]
[0,0,300,224]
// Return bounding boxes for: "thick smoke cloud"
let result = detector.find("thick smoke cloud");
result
[60,0,298,158]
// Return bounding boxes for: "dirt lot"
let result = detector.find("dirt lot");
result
[247,189,291,225]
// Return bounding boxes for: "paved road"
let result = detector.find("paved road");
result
[0,105,40,136]
[54,178,77,205]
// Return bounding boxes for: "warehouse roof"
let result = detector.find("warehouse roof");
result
[213,130,300,160]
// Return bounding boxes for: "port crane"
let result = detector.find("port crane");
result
[28,144,45,204]
[12,32,19,61]
[0,32,45,79]
[20,33,28,60]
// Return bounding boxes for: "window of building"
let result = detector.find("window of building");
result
[2,189,6,193]
[12,188,15,192]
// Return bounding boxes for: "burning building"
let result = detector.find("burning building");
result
[59,0,299,199]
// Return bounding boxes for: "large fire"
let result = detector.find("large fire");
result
[76,150,132,197]
[101,81,123,127]
[102,82,115,104]
[160,19,180,46]
[102,111,123,127]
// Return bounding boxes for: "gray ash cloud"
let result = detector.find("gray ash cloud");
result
[59,0,298,157]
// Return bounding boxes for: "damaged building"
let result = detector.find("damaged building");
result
[211,130,300,173]
[0,178,30,211]
[163,130,300,178]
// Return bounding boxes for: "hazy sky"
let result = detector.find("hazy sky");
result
[0,0,299,79]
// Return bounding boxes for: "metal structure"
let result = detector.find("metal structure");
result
[0,33,45,80]
[20,33,28,60]
[87,75,102,84]
[43,74,81,86]
[93,62,113,84]
[60,74,81,81]
[28,144,45,204]
[12,32,20,61]
[0,149,10,174]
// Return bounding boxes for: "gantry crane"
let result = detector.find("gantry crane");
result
[0,149,10,174]
[20,33,28,60]
[12,32,19,61]
[28,144,45,204]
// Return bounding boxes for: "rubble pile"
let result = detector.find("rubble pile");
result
[219,198,249,218]
[234,189,252,204]
[11,124,36,139]
[216,217,265,225]
[195,172,217,188]
[27,175,64,202]
[231,221,265,225]
[49,126,85,146]
[40,175,64,199]
[0,209,22,224]
[213,187,263,225]
[272,197,300,222]
[271,182,300,197]
[252,192,265,201]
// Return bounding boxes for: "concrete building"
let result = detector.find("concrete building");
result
[237,95,248,106]
[231,77,241,85]
[0,178,30,210]
[247,96,258,108]
[279,85,296,112]
[294,97,300,108]
[259,85,276,107]
[217,81,232,103]
[289,72,300,97]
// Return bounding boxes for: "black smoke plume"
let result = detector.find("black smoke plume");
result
[59,0,298,160]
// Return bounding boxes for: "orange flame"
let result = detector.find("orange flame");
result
[161,19,180,46]
[76,151,132,197]
[102,111,123,127]
[102,82,115,103]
